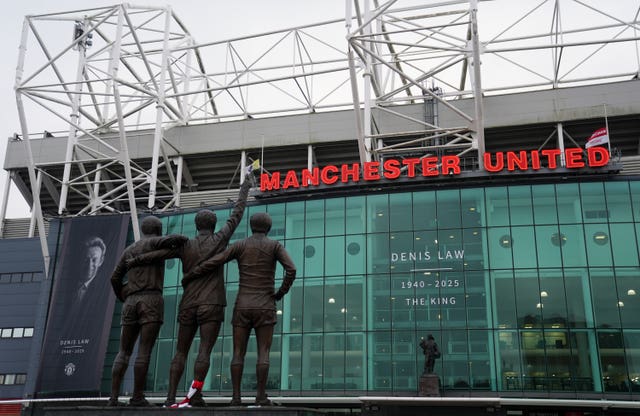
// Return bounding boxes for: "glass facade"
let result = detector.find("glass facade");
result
[103,179,640,396]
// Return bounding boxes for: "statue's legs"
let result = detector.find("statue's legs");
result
[131,322,161,405]
[230,325,251,405]
[171,320,222,408]
[166,323,198,405]
[254,324,274,405]
[108,323,139,405]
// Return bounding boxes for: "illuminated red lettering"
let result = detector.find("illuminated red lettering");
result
[442,156,461,175]
[506,151,528,171]
[321,165,339,185]
[421,157,438,176]
[301,168,320,187]
[530,150,541,170]
[283,171,300,188]
[363,161,380,180]
[402,158,420,177]
[587,147,609,167]
[341,163,360,183]
[260,172,280,191]
[383,159,401,179]
[565,148,585,168]
[541,149,561,169]
[483,152,503,172]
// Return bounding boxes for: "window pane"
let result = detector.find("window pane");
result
[461,188,484,228]
[598,330,628,392]
[389,192,413,232]
[346,235,366,275]
[285,201,305,239]
[1,329,11,338]
[559,225,587,267]
[413,191,437,230]
[4,374,15,385]
[581,182,608,223]
[610,224,639,267]
[494,271,517,328]
[605,182,632,222]
[437,189,462,229]
[584,224,613,267]
[616,268,640,328]
[487,227,513,269]
[511,226,537,268]
[12,328,24,338]
[591,270,621,328]
[508,186,533,226]
[485,187,510,227]
[532,184,557,225]
[325,198,345,236]
[324,236,345,277]
[24,327,34,337]
[305,200,324,237]
[367,194,389,233]
[346,196,366,235]
[304,237,324,277]
[556,183,582,224]
[535,225,562,268]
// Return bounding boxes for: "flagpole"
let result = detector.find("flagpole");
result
[604,103,611,156]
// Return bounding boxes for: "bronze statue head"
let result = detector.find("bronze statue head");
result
[195,209,217,231]
[250,212,272,234]
[140,215,163,237]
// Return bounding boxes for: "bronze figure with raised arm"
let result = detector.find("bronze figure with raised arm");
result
[125,174,251,408]
[183,212,296,406]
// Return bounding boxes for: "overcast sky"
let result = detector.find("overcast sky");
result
[0,1,344,218]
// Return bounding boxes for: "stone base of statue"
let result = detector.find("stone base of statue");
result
[418,373,440,397]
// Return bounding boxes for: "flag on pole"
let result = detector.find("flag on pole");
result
[245,159,260,174]
[585,127,609,149]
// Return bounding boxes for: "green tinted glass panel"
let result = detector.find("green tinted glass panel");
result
[508,186,533,226]
[324,276,345,332]
[584,224,612,267]
[487,227,513,269]
[305,199,324,237]
[514,271,542,328]
[437,189,462,229]
[485,187,510,227]
[580,182,607,224]
[511,226,537,268]
[590,270,621,328]
[616,268,640,328]
[532,184,557,225]
[367,194,389,233]
[325,198,345,236]
[389,192,413,232]
[535,225,562,268]
[413,191,437,230]
[303,277,324,332]
[325,236,345,276]
[609,224,639,267]
[461,188,484,228]
[285,201,305,239]
[605,182,632,222]
[345,196,366,234]
[556,183,582,224]
[563,270,590,327]
[345,235,366,275]
[367,233,390,274]
[559,224,587,267]
[304,237,324,277]
[631,182,640,222]
[267,203,286,239]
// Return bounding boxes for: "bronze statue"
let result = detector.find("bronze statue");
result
[107,216,188,407]
[183,212,296,406]
[419,334,441,374]
[127,176,251,408]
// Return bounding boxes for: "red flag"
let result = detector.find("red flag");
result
[585,127,609,149]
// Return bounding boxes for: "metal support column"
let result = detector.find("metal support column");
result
[0,172,12,237]
[148,7,172,209]
[469,0,486,170]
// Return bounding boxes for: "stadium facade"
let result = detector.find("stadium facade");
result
[1,2,640,415]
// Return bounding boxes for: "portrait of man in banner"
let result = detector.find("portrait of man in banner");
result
[37,215,130,394]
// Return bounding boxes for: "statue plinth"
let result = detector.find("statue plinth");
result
[418,373,440,397]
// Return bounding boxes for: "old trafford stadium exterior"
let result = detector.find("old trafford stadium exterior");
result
[1,2,640,415]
